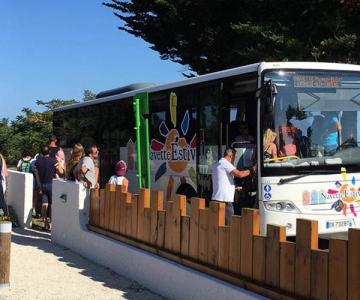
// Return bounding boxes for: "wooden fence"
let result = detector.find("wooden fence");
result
[88,184,360,300]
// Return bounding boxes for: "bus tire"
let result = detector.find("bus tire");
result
[176,184,197,203]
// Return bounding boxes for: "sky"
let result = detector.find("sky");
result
[0,1,185,120]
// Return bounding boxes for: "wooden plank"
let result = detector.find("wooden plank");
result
[125,201,132,236]
[218,226,230,271]
[120,192,131,235]
[252,235,266,283]
[348,228,360,300]
[89,189,100,226]
[99,189,106,228]
[131,194,138,238]
[164,201,174,251]
[229,215,241,274]
[265,225,286,288]
[109,190,116,231]
[123,193,132,235]
[144,208,152,243]
[329,238,347,300]
[240,208,260,278]
[207,201,225,266]
[104,183,115,230]
[189,197,206,260]
[137,188,150,241]
[171,194,186,253]
[150,190,163,245]
[310,249,329,300]
[279,241,295,294]
[157,210,166,248]
[94,189,100,226]
[114,188,122,234]
[181,216,190,256]
[198,209,209,263]
[294,219,318,299]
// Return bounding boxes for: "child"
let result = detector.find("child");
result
[108,160,128,191]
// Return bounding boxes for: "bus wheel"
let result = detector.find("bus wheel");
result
[176,184,197,204]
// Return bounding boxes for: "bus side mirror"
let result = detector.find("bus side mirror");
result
[257,80,277,113]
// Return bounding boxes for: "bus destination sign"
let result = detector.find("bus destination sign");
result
[294,75,341,88]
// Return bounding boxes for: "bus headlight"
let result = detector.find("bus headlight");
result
[263,201,300,213]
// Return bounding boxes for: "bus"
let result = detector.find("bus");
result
[53,61,360,236]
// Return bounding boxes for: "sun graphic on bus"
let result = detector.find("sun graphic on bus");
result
[150,109,196,183]
[328,168,360,217]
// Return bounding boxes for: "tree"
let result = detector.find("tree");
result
[2,99,79,166]
[83,89,96,101]
[103,0,360,74]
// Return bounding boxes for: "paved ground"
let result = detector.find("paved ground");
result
[0,228,164,300]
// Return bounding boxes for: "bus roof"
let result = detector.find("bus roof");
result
[54,61,360,112]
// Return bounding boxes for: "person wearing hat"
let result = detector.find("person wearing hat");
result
[108,160,128,191]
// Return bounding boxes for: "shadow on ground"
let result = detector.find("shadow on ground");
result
[11,228,164,300]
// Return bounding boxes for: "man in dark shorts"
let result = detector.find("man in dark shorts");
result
[35,145,64,229]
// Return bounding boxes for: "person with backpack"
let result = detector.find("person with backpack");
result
[0,153,8,215]
[17,150,35,173]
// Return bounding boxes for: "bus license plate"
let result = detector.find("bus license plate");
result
[326,219,354,229]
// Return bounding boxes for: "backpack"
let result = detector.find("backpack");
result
[19,159,31,173]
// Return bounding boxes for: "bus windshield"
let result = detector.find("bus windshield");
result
[263,70,360,174]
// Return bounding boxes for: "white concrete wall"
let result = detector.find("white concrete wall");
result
[51,180,268,300]
[7,170,33,228]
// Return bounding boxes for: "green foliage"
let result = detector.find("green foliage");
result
[103,0,360,74]
[0,99,79,166]
[83,89,96,101]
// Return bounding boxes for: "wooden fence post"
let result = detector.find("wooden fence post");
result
[0,222,11,286]
[198,208,209,263]
[109,189,116,232]
[218,225,230,271]
[207,201,225,266]
[310,249,329,300]
[229,215,241,274]
[348,228,360,300]
[279,241,295,294]
[181,216,190,256]
[252,235,266,282]
[189,197,205,260]
[105,183,116,230]
[137,188,150,241]
[240,208,260,278]
[99,189,106,228]
[125,194,133,236]
[265,225,286,288]
[157,210,166,248]
[171,194,186,253]
[294,219,318,298]
[150,191,164,245]
[89,189,100,226]
[329,238,347,300]
[114,187,122,234]
[131,194,138,239]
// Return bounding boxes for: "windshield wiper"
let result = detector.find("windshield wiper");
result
[278,170,335,185]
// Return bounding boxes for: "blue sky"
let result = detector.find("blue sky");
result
[0,1,185,120]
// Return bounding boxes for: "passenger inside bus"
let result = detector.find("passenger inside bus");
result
[263,128,278,161]
[234,121,255,143]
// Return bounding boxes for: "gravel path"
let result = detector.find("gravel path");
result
[0,228,164,300]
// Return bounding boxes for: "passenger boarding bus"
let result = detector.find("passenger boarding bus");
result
[53,62,360,235]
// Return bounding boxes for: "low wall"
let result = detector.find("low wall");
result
[7,170,33,228]
[51,180,266,300]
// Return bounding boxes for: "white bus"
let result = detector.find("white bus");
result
[53,62,360,235]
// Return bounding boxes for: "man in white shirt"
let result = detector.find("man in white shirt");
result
[211,148,255,224]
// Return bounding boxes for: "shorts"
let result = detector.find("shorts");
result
[41,184,52,205]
